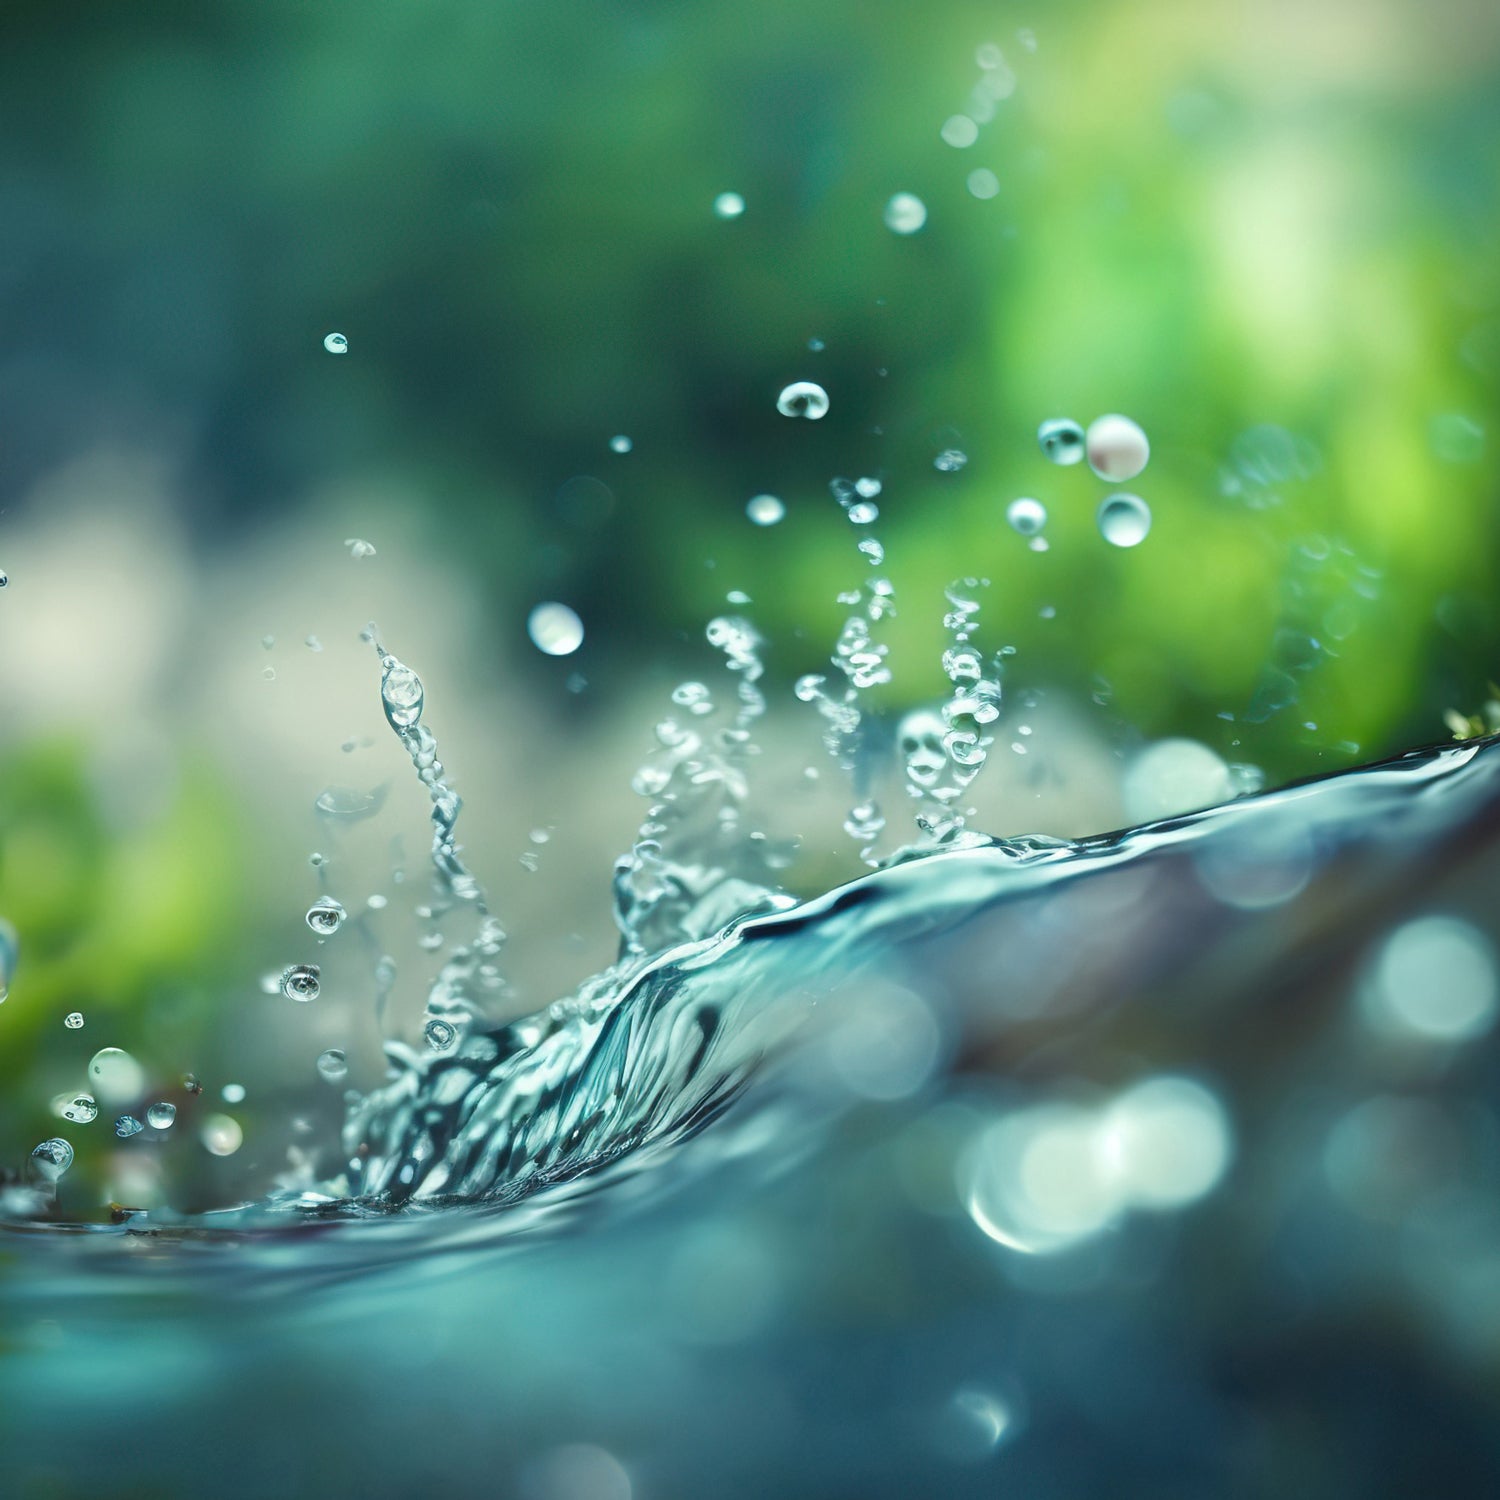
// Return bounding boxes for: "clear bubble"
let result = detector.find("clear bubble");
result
[88,1047,146,1102]
[775,381,830,420]
[934,448,968,473]
[114,1115,144,1139]
[609,434,633,454]
[883,192,927,235]
[62,1095,98,1124]
[281,964,321,1002]
[323,332,348,355]
[940,115,979,148]
[63,1011,84,1030]
[201,1114,243,1156]
[344,537,377,559]
[424,1017,457,1051]
[528,601,585,656]
[29,1138,73,1183]
[1097,493,1152,548]
[1085,414,1150,481]
[317,1048,349,1083]
[305,897,347,935]
[1037,417,1085,465]
[712,191,745,219]
[1006,497,1047,536]
[746,494,785,526]
[967,169,1001,200]
[146,1102,176,1130]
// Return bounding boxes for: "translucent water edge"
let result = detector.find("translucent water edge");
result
[6,729,1497,1269]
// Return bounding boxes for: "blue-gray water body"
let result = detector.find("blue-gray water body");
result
[5,734,1500,1497]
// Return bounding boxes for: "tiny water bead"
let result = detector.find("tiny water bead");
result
[344,537,377,559]
[379,658,424,730]
[934,449,968,473]
[712,191,745,219]
[775,381,829,420]
[63,1011,84,1030]
[146,1102,176,1130]
[317,1048,349,1083]
[114,1116,143,1139]
[88,1047,146,1101]
[201,1114,243,1156]
[1085,414,1150,481]
[884,192,927,235]
[281,964,321,1002]
[424,1017,457,1051]
[29,1139,73,1183]
[322,332,348,354]
[847,501,878,524]
[1006,498,1047,537]
[61,1096,98,1124]
[528,601,585,656]
[609,434,633,454]
[745,494,785,526]
[305,897,347,935]
[1097,493,1153,548]
[222,1083,246,1104]
[0,568,8,588]
[1037,418,1085,466]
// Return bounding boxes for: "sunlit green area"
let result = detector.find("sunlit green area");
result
[0,0,1497,1207]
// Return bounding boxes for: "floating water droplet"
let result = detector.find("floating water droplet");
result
[807,336,825,352]
[146,1101,176,1130]
[606,433,634,456]
[1097,493,1152,548]
[344,537,377,559]
[941,115,979,148]
[712,191,745,219]
[671,681,714,716]
[323,332,348,354]
[424,1017,457,1051]
[61,1095,98,1124]
[934,448,968,473]
[63,1011,84,1030]
[305,634,323,652]
[221,1083,246,1104]
[745,494,785,526]
[305,897,347,935]
[527,601,585,657]
[775,381,829,420]
[380,658,425,730]
[1086,414,1150,481]
[317,1048,349,1083]
[1006,497,1047,536]
[858,538,885,565]
[281,964,321,1002]
[88,1047,145,1102]
[884,192,927,235]
[847,501,878,524]
[29,1138,73,1182]
[967,169,1001,200]
[1037,418,1085,465]
[201,1114,242,1156]
[114,1115,143,1139]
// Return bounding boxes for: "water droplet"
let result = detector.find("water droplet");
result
[305,897,347,935]
[1085,414,1150,481]
[88,1047,145,1102]
[609,434,633,454]
[671,681,714,716]
[63,1011,84,1030]
[344,537,377,559]
[941,115,979,148]
[1037,418,1085,465]
[746,494,785,526]
[1097,493,1152,548]
[380,659,425,729]
[201,1114,242,1156]
[967,169,1001,200]
[305,634,323,652]
[323,332,348,354]
[807,336,826,352]
[221,1083,246,1104]
[712,191,745,219]
[281,964,321,1002]
[146,1102,176,1130]
[114,1115,143,1139]
[29,1139,73,1182]
[424,1017,457,1051]
[317,1048,349,1083]
[934,448,968,473]
[775,381,829,420]
[858,538,885,565]
[1006,497,1047,536]
[847,501,879,524]
[0,569,8,588]
[884,192,927,235]
[528,601,585,656]
[62,1095,98,1124]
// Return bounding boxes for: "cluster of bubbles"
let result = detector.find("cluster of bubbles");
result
[1023,413,1153,549]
